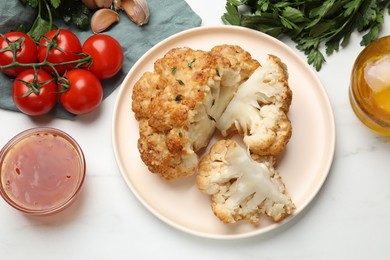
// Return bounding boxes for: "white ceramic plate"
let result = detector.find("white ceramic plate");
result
[112,25,335,239]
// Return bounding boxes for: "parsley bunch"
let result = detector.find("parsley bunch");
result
[222,0,390,71]
[19,0,90,42]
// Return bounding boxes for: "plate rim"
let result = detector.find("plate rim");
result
[111,25,336,240]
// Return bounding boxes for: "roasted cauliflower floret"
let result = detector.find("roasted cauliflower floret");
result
[211,45,260,81]
[132,46,259,180]
[197,139,295,224]
[216,55,292,156]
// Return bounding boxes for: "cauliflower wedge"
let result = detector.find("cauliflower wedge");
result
[197,139,295,224]
[216,55,292,156]
[132,46,259,180]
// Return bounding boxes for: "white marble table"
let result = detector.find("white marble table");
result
[1,1,390,259]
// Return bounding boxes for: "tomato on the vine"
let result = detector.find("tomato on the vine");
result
[82,34,123,80]
[58,69,103,115]
[38,29,82,75]
[12,69,57,116]
[0,32,38,77]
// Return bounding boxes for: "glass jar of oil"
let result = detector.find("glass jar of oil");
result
[349,35,390,135]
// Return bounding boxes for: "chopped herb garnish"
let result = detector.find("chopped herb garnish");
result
[216,69,220,77]
[175,94,183,102]
[176,79,184,85]
[187,59,196,69]
[171,66,177,74]
[178,131,183,137]
[211,99,215,107]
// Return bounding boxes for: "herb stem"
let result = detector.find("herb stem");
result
[43,0,53,30]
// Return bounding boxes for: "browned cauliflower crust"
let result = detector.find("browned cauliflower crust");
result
[132,45,259,180]
[211,45,261,81]
[197,139,295,224]
[216,55,292,156]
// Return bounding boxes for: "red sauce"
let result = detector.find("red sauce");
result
[1,131,83,212]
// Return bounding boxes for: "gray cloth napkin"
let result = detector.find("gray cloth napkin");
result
[0,0,201,119]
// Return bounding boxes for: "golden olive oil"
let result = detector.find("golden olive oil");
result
[350,36,390,135]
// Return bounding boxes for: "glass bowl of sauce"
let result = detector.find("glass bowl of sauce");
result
[349,35,390,135]
[0,127,85,215]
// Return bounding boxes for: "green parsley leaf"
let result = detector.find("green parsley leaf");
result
[28,15,53,42]
[19,0,91,41]
[222,0,390,71]
[282,7,306,24]
[343,0,362,17]
[222,2,241,25]
[70,3,90,30]
[361,23,380,46]
[50,0,61,9]
[307,49,326,71]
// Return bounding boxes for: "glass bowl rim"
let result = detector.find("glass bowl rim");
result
[0,127,86,215]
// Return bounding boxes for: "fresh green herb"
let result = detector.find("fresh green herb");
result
[175,94,183,102]
[187,59,196,69]
[178,131,183,137]
[176,79,185,85]
[222,0,390,71]
[19,0,90,41]
[216,69,220,77]
[171,66,177,74]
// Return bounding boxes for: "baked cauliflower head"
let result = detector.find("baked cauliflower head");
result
[132,45,259,180]
[197,139,295,224]
[216,55,292,156]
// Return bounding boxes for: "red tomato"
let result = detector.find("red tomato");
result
[0,32,38,77]
[12,69,57,116]
[82,34,123,80]
[59,69,103,115]
[38,29,82,75]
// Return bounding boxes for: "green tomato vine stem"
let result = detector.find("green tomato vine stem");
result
[0,30,92,85]
[0,55,92,71]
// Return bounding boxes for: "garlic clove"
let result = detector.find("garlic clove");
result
[121,0,150,26]
[113,0,122,10]
[95,0,113,8]
[82,0,99,9]
[91,8,119,33]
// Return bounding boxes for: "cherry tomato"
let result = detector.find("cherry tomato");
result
[59,69,103,115]
[12,69,57,116]
[82,34,123,80]
[0,32,38,77]
[38,29,82,75]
